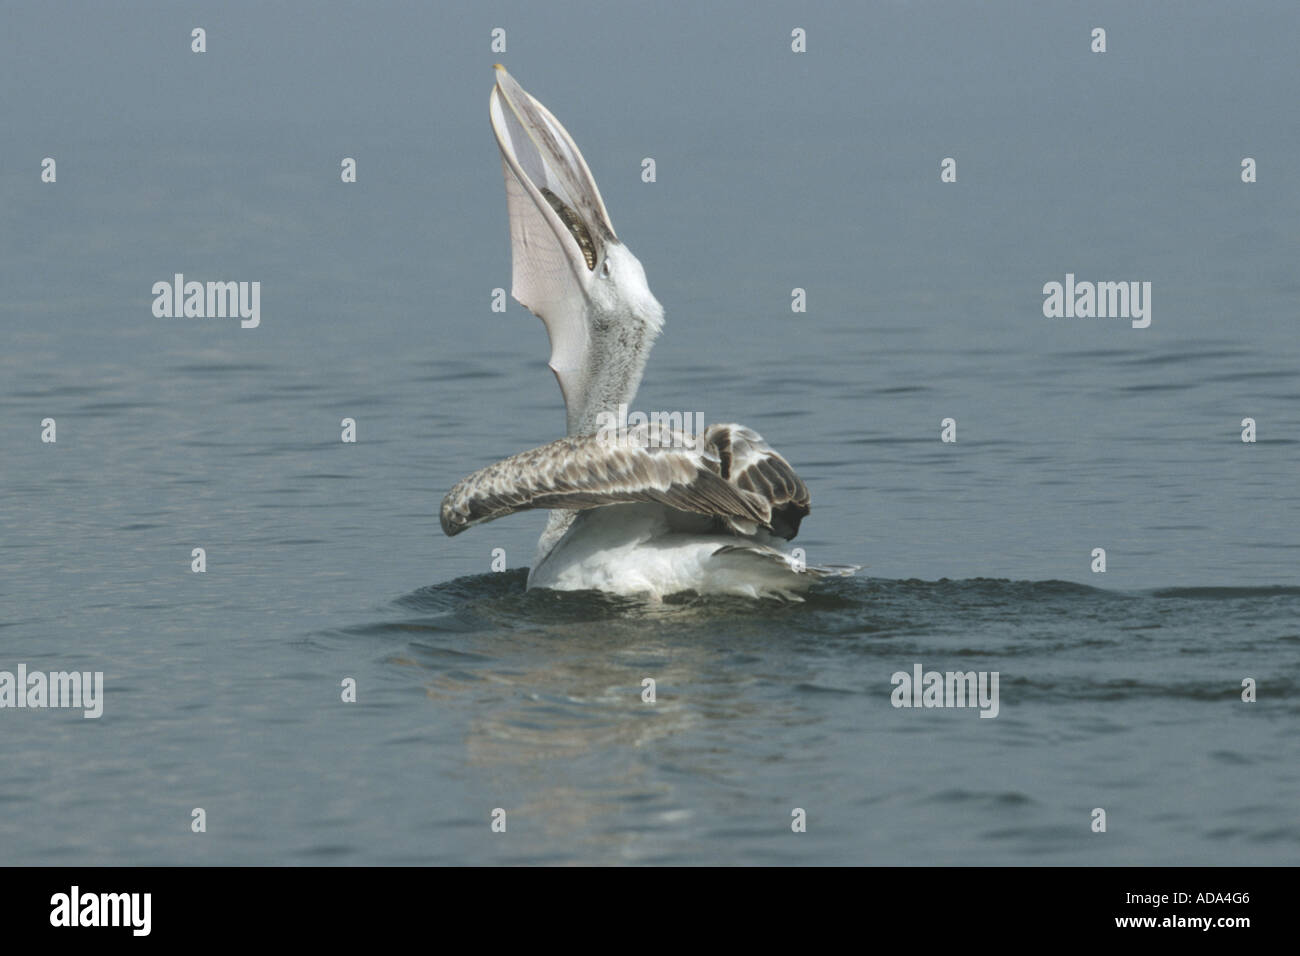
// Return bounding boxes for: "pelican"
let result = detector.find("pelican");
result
[440,66,854,600]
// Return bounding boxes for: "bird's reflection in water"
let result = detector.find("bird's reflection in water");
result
[388,571,818,860]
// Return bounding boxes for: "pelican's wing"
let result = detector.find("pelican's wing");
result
[441,424,809,539]
[703,424,811,539]
[489,67,617,430]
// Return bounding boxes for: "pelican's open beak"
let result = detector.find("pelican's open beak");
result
[489,65,617,278]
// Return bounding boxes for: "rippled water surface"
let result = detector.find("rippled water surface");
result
[2,1,1298,864]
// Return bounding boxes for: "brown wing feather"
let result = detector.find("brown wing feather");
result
[705,424,810,539]
[441,423,809,540]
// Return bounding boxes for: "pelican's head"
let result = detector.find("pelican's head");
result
[489,66,664,335]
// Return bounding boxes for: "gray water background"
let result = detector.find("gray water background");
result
[1,1,1297,864]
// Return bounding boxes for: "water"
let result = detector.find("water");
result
[2,1,1298,865]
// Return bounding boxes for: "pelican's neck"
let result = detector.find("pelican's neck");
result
[567,311,659,437]
[537,310,659,568]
